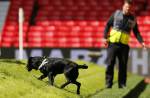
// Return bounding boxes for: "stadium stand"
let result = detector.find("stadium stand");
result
[0,1,10,32]
[0,1,10,47]
[1,0,150,48]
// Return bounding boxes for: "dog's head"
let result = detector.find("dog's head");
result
[26,57,43,71]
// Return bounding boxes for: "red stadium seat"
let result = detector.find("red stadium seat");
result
[1,0,150,48]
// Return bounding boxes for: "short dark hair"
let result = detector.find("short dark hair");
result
[124,0,133,4]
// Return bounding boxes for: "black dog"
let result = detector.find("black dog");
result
[26,56,88,94]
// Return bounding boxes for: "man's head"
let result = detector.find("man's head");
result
[122,0,133,15]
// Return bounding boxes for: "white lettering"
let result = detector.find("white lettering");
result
[49,49,63,58]
[97,50,107,66]
[71,49,91,61]
[132,50,148,75]
[15,49,27,59]
[30,49,42,57]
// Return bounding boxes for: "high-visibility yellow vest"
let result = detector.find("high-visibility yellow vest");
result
[108,29,130,45]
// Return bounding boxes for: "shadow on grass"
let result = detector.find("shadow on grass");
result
[123,79,148,98]
[0,59,26,65]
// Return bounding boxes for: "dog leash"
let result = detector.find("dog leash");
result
[38,58,48,70]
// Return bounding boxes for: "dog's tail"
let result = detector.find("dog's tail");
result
[77,64,88,69]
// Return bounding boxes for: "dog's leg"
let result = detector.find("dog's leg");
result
[60,81,71,88]
[72,81,81,94]
[48,72,54,85]
[38,74,47,80]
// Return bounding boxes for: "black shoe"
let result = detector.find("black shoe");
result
[119,84,126,88]
[106,84,112,88]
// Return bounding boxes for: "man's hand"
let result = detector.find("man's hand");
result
[102,38,109,47]
[142,42,147,50]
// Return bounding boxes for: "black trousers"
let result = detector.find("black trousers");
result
[105,43,129,86]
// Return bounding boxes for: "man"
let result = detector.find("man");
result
[103,0,146,88]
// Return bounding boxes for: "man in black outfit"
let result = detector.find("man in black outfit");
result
[103,0,146,88]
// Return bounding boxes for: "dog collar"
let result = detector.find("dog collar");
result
[38,58,48,70]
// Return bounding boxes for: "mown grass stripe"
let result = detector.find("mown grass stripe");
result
[90,75,144,98]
